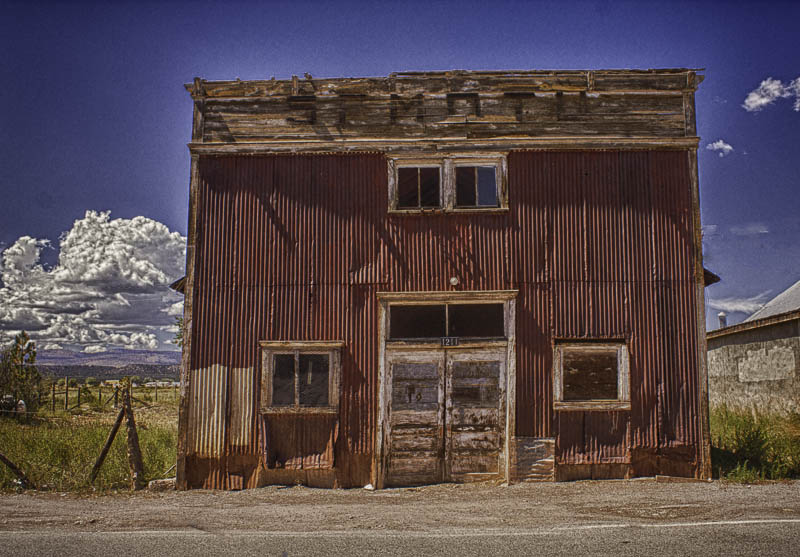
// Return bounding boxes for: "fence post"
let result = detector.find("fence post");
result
[64,378,69,411]
[99,384,102,405]
[114,386,119,408]
[51,383,56,413]
[155,383,158,402]
[77,385,81,407]
[123,384,145,490]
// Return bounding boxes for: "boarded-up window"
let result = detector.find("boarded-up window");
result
[553,344,630,410]
[562,350,617,401]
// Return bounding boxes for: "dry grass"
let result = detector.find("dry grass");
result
[0,396,177,492]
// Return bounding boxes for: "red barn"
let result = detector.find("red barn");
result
[176,70,711,489]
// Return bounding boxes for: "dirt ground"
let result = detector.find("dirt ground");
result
[1,479,798,533]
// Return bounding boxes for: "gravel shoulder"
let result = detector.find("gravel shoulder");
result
[1,479,798,533]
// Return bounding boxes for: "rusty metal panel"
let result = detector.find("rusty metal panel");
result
[188,366,227,457]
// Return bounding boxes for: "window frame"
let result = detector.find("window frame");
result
[259,341,342,414]
[553,342,630,411]
[388,155,507,213]
[452,161,502,209]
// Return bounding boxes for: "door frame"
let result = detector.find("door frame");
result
[374,290,518,488]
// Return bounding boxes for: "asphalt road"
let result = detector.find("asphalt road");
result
[4,519,800,556]
[2,480,799,556]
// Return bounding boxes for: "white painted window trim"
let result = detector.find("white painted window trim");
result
[387,154,508,213]
[259,340,343,413]
[553,343,630,411]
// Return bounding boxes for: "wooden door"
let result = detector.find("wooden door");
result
[445,350,506,481]
[384,348,506,486]
[384,351,445,486]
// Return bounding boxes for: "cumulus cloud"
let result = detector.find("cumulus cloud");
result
[730,223,769,236]
[707,290,772,315]
[742,77,800,112]
[706,139,734,157]
[0,211,185,353]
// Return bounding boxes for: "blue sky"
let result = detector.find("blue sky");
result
[1,0,798,352]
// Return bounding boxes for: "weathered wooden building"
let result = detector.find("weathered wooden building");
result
[177,69,711,490]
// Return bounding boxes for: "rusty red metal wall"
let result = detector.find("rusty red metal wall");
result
[186,150,701,488]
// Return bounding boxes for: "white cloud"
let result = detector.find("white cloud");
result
[742,76,800,112]
[84,345,108,354]
[0,211,185,353]
[706,139,734,157]
[43,343,62,350]
[730,223,769,236]
[707,290,772,315]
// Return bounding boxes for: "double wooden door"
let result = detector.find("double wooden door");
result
[384,348,506,486]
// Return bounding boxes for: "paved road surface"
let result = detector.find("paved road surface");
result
[2,480,798,555]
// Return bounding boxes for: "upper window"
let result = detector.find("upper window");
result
[260,341,342,412]
[553,343,630,411]
[388,156,506,212]
[455,166,498,208]
[397,166,440,209]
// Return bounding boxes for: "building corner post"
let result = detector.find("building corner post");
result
[689,148,712,480]
[177,154,201,490]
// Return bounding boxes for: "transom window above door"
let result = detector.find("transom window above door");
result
[388,303,506,340]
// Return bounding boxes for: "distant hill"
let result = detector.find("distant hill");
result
[36,349,181,381]
[37,348,181,367]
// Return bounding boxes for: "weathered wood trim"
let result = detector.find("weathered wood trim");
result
[185,69,705,99]
[374,299,388,488]
[385,340,508,351]
[554,401,632,411]
[176,154,200,490]
[258,340,345,349]
[191,78,205,142]
[188,137,700,155]
[689,149,712,480]
[258,342,343,413]
[505,298,516,484]
[377,290,518,302]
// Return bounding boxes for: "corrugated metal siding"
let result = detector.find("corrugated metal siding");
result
[508,151,700,465]
[187,150,701,486]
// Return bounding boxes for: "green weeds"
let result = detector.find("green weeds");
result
[711,405,800,482]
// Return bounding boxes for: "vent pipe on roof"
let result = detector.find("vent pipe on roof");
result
[718,312,728,328]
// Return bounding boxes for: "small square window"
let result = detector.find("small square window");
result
[455,166,498,208]
[553,343,630,411]
[260,342,342,412]
[396,166,440,209]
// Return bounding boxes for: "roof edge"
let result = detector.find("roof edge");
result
[707,308,800,340]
